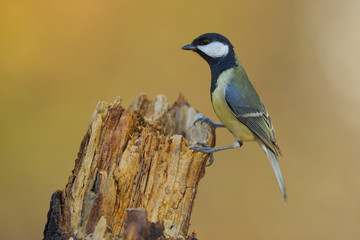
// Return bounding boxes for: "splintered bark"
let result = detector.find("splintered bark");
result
[43,93,215,240]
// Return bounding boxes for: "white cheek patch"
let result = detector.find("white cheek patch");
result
[197,41,229,58]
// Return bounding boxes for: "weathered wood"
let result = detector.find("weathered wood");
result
[123,208,166,240]
[43,93,215,240]
[123,208,198,240]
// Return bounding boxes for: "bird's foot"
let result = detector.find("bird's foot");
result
[188,142,216,166]
[188,142,217,153]
[188,140,243,166]
[193,117,225,129]
[207,154,215,167]
[188,140,243,154]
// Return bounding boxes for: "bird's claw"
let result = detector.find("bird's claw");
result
[194,117,212,125]
[188,142,215,153]
[188,143,216,166]
[193,117,224,129]
[207,154,215,167]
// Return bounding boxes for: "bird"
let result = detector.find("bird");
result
[182,33,287,201]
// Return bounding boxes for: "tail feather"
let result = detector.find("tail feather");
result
[259,141,287,201]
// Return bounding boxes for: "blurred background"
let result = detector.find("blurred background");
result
[1,0,360,239]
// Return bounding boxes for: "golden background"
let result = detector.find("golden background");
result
[1,0,360,239]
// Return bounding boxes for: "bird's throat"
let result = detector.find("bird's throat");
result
[209,57,237,93]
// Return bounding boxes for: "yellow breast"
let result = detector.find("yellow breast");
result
[211,69,256,142]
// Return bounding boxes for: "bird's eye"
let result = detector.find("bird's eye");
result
[201,39,210,45]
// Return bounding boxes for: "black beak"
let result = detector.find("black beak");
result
[181,44,197,51]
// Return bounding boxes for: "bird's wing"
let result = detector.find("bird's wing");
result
[225,79,281,155]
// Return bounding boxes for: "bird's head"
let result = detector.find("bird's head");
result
[182,33,237,74]
[182,33,235,66]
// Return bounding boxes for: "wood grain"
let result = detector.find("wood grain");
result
[43,93,215,240]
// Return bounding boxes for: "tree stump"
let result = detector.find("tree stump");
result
[43,93,215,240]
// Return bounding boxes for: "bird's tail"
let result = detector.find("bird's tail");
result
[259,141,287,201]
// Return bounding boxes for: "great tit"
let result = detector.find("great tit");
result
[182,33,286,201]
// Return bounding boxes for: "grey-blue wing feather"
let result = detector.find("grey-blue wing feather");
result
[225,79,281,155]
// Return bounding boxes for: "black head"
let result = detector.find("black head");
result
[182,33,237,74]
